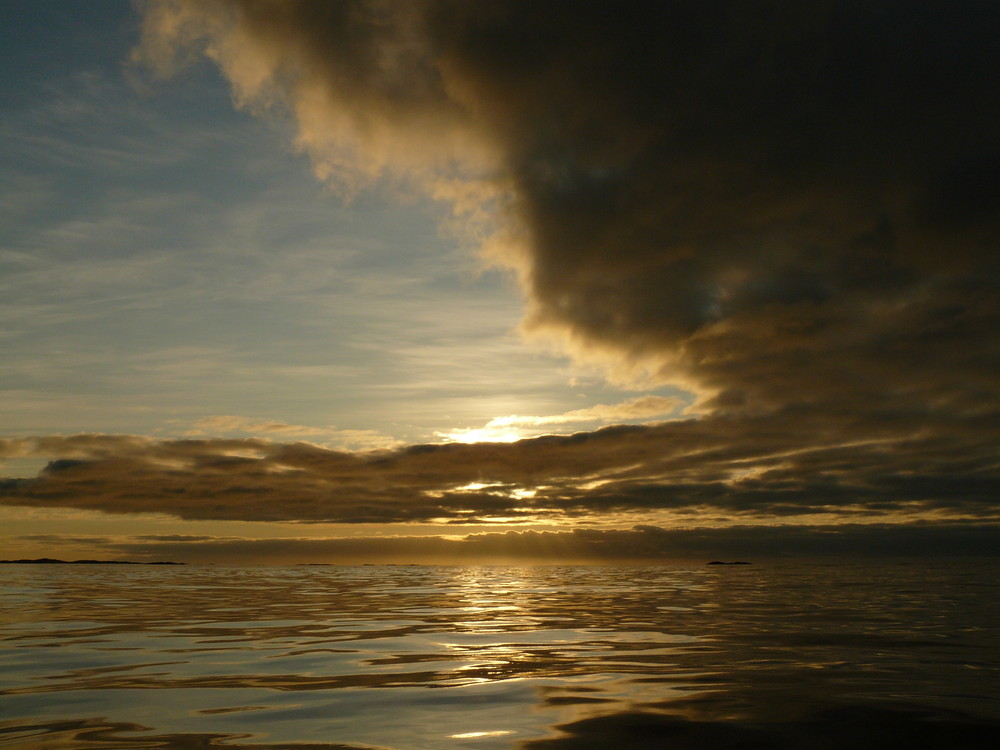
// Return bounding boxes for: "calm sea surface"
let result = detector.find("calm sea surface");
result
[1,562,998,749]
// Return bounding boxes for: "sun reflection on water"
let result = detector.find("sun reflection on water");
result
[1,563,998,750]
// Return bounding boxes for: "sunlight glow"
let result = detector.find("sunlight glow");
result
[456,481,493,492]
[452,482,533,496]
[437,427,524,443]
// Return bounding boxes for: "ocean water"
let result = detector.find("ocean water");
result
[1,562,998,749]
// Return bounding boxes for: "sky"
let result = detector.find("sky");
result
[1,0,999,564]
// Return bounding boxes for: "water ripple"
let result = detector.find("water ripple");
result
[1,562,998,748]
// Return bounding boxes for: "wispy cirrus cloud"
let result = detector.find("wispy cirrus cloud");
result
[439,395,683,443]
[486,395,683,429]
[181,415,400,451]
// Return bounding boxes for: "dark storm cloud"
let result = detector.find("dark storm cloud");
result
[136,0,1000,410]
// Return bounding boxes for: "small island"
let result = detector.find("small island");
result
[0,558,184,565]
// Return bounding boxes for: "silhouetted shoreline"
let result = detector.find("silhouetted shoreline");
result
[0,558,184,565]
[707,560,752,565]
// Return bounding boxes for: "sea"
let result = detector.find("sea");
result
[1,561,998,749]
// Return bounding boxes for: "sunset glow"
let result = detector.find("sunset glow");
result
[3,6,998,749]
[0,0,998,565]
[439,427,527,444]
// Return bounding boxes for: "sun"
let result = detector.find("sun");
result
[438,427,525,444]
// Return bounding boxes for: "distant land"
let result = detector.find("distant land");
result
[0,558,184,565]
[707,560,752,565]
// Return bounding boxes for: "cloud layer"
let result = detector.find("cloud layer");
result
[2,406,997,525]
[134,0,1000,414]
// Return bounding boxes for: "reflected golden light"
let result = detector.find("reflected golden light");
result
[449,730,514,739]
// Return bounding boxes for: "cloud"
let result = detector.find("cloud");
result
[486,395,682,429]
[131,1,999,472]
[181,415,400,451]
[2,410,998,524]
[438,395,683,443]
[133,1,1000,416]
[8,2,986,535]
[133,0,497,197]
